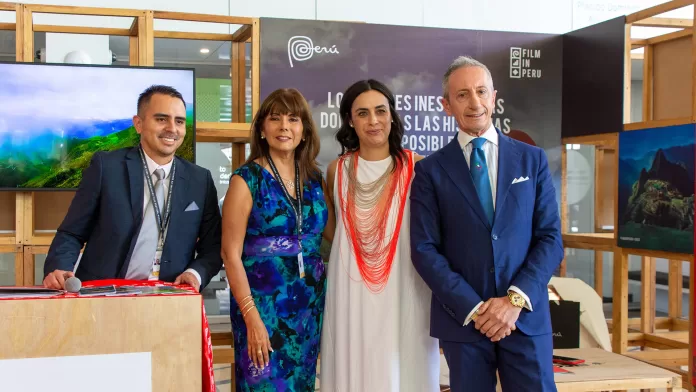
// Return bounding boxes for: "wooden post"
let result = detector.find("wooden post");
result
[642,44,654,121]
[612,247,629,354]
[624,23,632,123]
[137,11,154,66]
[669,260,683,320]
[23,245,35,286]
[640,256,656,334]
[129,17,139,66]
[251,18,260,116]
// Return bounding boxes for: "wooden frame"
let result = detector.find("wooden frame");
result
[560,132,617,294]
[559,1,695,389]
[0,3,257,256]
[605,1,695,389]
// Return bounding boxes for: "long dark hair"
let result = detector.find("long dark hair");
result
[335,79,407,167]
[246,88,321,184]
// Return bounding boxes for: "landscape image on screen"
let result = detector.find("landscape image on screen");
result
[617,124,695,254]
[0,63,195,190]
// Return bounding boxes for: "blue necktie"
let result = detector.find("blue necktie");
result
[469,137,494,225]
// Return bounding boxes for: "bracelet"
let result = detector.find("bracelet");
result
[242,304,256,319]
[240,299,256,313]
[239,294,253,306]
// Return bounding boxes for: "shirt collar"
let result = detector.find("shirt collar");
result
[457,122,498,150]
[142,148,173,179]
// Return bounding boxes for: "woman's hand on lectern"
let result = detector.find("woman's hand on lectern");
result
[245,309,272,370]
[43,269,74,290]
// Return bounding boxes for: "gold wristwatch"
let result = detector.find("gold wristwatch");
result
[508,291,526,308]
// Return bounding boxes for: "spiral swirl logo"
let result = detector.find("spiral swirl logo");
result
[287,35,339,68]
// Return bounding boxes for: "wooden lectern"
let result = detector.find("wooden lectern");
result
[0,295,202,391]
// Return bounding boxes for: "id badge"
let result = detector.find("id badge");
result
[297,253,305,279]
[149,250,162,281]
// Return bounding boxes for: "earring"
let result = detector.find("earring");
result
[261,135,265,139]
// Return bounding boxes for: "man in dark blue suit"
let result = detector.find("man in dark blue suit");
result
[43,85,222,292]
[410,56,564,391]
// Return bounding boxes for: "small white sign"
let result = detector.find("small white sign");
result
[0,352,152,392]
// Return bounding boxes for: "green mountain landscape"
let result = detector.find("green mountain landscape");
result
[17,119,194,189]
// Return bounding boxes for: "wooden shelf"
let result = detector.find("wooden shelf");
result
[0,2,260,301]
[562,232,615,251]
[196,122,250,143]
[621,247,694,262]
[0,2,17,11]
[0,233,16,245]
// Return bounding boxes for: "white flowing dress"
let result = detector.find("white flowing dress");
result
[319,152,440,392]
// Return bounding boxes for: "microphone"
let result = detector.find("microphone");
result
[64,274,82,293]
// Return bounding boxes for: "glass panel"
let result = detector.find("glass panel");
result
[565,144,595,234]
[0,253,16,286]
[154,38,234,123]
[31,31,128,65]
[196,142,232,210]
[35,253,47,285]
[0,28,16,63]
[201,269,230,316]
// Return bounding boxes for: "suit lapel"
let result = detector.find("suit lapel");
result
[438,139,492,230]
[125,147,144,222]
[167,157,190,233]
[494,131,521,226]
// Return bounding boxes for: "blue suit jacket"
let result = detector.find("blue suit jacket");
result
[44,146,223,289]
[410,130,563,343]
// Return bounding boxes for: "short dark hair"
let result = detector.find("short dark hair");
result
[137,85,186,115]
[335,79,406,167]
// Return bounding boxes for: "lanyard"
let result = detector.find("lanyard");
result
[266,155,303,248]
[138,146,176,249]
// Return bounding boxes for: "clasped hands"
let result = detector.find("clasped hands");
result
[473,296,522,342]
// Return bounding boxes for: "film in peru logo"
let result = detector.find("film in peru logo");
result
[287,36,339,68]
[509,47,542,79]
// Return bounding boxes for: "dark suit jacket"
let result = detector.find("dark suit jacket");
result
[410,129,564,343]
[44,146,223,289]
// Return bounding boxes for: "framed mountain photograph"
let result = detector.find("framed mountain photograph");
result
[617,123,695,254]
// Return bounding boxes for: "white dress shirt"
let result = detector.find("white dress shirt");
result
[141,151,201,285]
[456,124,532,326]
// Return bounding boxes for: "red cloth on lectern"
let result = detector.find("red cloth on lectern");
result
[77,279,216,392]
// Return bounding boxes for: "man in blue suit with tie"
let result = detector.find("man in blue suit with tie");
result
[410,56,564,391]
[43,85,222,292]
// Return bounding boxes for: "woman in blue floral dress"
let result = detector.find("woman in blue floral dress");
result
[221,88,335,391]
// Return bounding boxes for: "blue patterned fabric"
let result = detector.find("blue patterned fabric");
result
[230,162,328,391]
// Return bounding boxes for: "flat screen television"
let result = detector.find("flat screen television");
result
[0,61,195,191]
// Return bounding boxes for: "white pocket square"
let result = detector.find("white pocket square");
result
[511,176,529,184]
[184,201,199,212]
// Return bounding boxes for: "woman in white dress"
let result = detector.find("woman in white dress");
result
[319,79,440,392]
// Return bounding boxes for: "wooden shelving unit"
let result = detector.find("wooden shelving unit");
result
[559,1,695,389]
[0,2,256,286]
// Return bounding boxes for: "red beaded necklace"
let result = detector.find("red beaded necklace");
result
[337,150,414,293]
